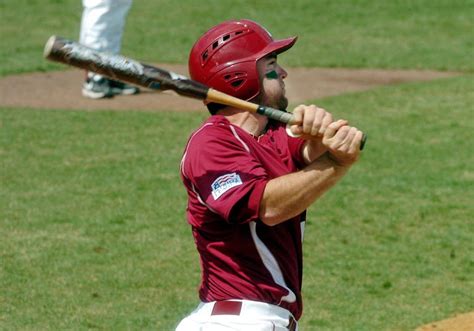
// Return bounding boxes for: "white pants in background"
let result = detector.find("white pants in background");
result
[79,0,133,53]
[175,300,299,331]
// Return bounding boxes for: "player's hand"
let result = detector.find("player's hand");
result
[322,120,363,166]
[288,105,336,139]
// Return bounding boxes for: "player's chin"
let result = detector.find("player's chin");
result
[277,96,289,110]
[268,98,288,111]
[262,92,288,110]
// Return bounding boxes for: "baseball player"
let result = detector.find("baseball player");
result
[176,19,363,331]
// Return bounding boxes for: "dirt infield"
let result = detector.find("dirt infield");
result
[415,311,474,331]
[0,64,459,111]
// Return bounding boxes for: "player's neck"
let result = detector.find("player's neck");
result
[220,108,267,137]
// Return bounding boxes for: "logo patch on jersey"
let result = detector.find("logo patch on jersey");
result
[211,173,243,200]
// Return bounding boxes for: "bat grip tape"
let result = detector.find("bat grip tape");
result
[256,106,293,124]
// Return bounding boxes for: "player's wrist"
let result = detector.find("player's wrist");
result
[327,151,358,168]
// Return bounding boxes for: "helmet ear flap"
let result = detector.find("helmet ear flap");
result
[206,61,261,102]
[223,72,247,91]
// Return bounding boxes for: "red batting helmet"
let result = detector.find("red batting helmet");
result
[188,19,297,103]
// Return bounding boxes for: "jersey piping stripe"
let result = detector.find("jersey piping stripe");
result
[300,221,305,242]
[229,125,251,153]
[249,221,297,304]
[180,123,214,180]
[191,182,219,214]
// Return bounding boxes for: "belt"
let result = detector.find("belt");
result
[211,300,298,331]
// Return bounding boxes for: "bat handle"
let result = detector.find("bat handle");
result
[360,133,367,150]
[257,105,367,150]
[207,90,367,150]
[256,106,293,123]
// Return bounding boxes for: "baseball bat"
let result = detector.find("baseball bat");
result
[44,36,366,150]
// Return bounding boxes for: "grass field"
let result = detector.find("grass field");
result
[1,0,473,330]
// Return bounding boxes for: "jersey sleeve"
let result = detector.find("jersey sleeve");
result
[182,125,268,224]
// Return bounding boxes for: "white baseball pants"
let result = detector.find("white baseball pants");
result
[175,300,298,331]
[79,0,133,54]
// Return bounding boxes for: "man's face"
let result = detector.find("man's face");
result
[257,55,289,110]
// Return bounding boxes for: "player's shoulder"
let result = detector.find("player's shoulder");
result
[261,120,289,141]
[181,116,243,178]
[187,115,236,145]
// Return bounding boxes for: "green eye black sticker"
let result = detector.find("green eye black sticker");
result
[265,70,278,79]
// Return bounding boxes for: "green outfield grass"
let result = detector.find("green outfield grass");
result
[1,0,473,330]
[1,76,473,330]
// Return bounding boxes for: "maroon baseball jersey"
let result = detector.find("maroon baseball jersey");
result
[180,115,307,319]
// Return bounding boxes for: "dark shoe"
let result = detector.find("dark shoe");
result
[109,79,140,96]
[82,73,114,99]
